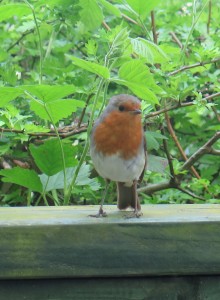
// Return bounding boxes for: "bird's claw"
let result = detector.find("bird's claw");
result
[125,210,143,219]
[89,207,107,218]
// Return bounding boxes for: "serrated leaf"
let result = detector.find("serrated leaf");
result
[79,0,103,31]
[0,87,23,108]
[21,84,83,122]
[21,85,76,102]
[30,138,77,176]
[30,98,84,123]
[114,79,158,104]
[146,133,160,150]
[67,55,110,79]
[0,4,31,22]
[0,167,42,192]
[39,164,100,192]
[145,131,168,150]
[131,38,169,64]
[113,60,159,104]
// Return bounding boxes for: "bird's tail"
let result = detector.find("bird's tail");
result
[117,182,141,210]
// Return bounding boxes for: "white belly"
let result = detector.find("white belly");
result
[90,149,145,184]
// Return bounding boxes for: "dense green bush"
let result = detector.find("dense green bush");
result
[0,0,219,206]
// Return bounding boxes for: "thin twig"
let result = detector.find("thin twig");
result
[77,94,94,128]
[177,186,206,201]
[160,124,176,182]
[7,29,34,51]
[0,125,87,138]
[168,57,220,76]
[169,31,183,49]
[150,11,157,44]
[145,92,220,119]
[102,21,111,31]
[207,0,212,34]
[165,111,200,179]
[121,13,139,26]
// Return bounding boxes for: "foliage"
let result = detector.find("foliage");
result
[0,0,219,206]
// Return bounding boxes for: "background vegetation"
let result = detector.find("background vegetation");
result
[0,0,219,207]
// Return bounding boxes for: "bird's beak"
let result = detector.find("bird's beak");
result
[131,109,142,115]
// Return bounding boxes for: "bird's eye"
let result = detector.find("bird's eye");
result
[118,105,125,112]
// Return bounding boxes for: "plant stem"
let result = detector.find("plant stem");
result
[24,91,67,200]
[43,105,67,199]
[181,0,209,60]
[65,78,105,204]
[24,0,43,84]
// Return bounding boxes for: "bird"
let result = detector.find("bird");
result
[90,94,146,218]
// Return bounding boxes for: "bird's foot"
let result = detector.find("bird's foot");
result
[125,210,143,219]
[89,207,107,218]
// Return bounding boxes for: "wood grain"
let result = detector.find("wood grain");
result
[1,276,220,300]
[1,204,220,279]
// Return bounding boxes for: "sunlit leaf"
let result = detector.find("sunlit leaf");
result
[30,138,77,176]
[67,55,110,79]
[79,0,103,31]
[0,4,31,22]
[0,167,42,192]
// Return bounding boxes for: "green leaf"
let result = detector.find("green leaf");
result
[131,38,169,64]
[0,87,22,108]
[21,85,76,102]
[98,0,121,17]
[113,60,159,104]
[22,85,84,123]
[79,0,103,31]
[30,98,84,123]
[67,55,110,79]
[0,167,42,192]
[126,0,160,19]
[30,139,77,176]
[114,79,158,104]
[146,131,168,150]
[0,4,31,22]
[39,164,100,192]
[146,133,160,150]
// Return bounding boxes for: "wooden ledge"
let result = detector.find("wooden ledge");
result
[1,204,220,279]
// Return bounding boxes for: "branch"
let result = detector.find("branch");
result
[77,93,94,128]
[177,186,206,201]
[150,11,157,44]
[165,111,200,179]
[121,13,139,26]
[169,31,183,49]
[7,29,34,51]
[0,125,87,138]
[182,131,220,171]
[145,92,220,119]
[102,21,111,31]
[168,57,220,76]
[138,181,171,194]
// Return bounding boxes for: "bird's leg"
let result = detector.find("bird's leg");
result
[89,180,110,218]
[126,180,143,219]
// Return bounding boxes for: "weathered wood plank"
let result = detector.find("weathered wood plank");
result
[1,276,220,300]
[1,204,220,279]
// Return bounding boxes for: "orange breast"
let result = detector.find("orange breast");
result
[93,111,143,159]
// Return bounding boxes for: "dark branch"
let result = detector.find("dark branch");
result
[182,131,220,171]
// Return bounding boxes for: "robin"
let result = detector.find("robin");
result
[90,94,146,218]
